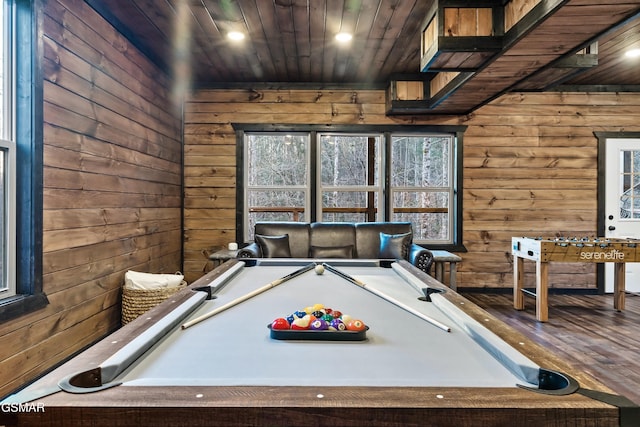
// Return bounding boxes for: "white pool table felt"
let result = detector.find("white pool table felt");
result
[117,261,539,388]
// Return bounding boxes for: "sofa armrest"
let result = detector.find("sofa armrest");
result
[237,243,260,258]
[408,244,433,274]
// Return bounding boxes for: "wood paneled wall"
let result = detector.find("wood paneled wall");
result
[184,89,640,289]
[0,0,182,398]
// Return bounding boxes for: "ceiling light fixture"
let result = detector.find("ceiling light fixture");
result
[335,32,352,43]
[228,31,245,41]
[625,48,640,58]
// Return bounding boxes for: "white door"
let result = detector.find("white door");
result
[604,138,640,293]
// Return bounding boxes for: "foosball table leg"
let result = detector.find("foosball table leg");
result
[536,260,549,322]
[613,262,626,311]
[513,256,525,310]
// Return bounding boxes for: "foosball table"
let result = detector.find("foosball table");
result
[512,236,640,322]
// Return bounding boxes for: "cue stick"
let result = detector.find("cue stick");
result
[181,263,316,330]
[322,263,451,333]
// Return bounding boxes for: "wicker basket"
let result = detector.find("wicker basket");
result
[121,281,187,325]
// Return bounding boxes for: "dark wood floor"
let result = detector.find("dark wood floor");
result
[463,292,640,406]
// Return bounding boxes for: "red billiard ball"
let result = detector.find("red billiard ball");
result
[271,317,290,330]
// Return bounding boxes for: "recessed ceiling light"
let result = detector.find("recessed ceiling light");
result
[625,48,640,58]
[335,32,352,43]
[228,31,245,41]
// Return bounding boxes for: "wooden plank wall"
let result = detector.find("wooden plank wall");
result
[184,89,640,289]
[0,0,182,398]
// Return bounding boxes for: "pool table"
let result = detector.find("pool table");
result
[2,259,633,426]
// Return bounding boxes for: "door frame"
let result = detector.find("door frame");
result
[595,131,640,293]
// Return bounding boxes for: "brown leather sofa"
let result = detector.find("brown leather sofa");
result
[238,221,433,274]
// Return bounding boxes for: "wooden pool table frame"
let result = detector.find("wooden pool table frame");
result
[2,260,633,427]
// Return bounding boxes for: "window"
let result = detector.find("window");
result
[0,0,16,298]
[237,125,465,249]
[244,133,310,228]
[390,135,453,244]
[319,134,382,222]
[0,0,45,321]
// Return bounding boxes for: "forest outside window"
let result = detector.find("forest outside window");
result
[239,125,464,249]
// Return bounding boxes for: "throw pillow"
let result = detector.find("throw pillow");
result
[379,232,412,260]
[255,234,292,258]
[310,245,354,259]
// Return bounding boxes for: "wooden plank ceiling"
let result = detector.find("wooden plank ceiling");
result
[85,0,640,114]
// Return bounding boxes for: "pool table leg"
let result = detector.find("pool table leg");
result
[536,260,549,322]
[613,262,626,311]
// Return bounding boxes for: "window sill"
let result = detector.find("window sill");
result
[0,292,48,323]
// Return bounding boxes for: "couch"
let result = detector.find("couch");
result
[238,221,433,274]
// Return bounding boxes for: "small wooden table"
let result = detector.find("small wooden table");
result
[430,250,462,290]
[512,236,640,322]
[209,248,239,267]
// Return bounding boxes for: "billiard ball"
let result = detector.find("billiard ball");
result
[291,315,312,330]
[314,264,325,275]
[329,318,346,331]
[346,319,366,331]
[271,317,290,330]
[310,319,329,330]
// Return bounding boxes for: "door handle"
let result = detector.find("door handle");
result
[608,226,616,231]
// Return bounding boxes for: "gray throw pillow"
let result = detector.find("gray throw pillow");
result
[310,245,354,259]
[255,234,292,258]
[379,232,412,260]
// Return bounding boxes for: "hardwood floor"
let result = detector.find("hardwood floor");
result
[463,292,640,406]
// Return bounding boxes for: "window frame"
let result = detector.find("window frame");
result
[0,0,46,322]
[234,124,466,251]
[0,0,17,299]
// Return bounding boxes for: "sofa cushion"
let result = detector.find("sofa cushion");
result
[379,232,412,260]
[255,222,310,258]
[310,245,354,259]
[255,234,292,258]
[354,222,413,259]
[310,223,356,253]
